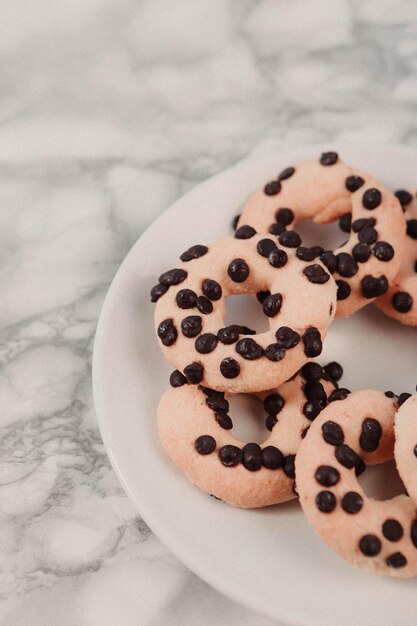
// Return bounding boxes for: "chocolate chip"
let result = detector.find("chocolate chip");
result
[336,253,358,277]
[195,435,216,455]
[304,381,327,407]
[322,421,344,445]
[345,175,365,192]
[257,238,277,258]
[217,325,256,345]
[236,338,263,360]
[263,293,283,317]
[301,426,310,438]
[219,444,242,466]
[235,225,257,239]
[264,343,286,361]
[373,241,394,262]
[302,327,322,357]
[395,189,413,207]
[264,180,281,196]
[411,520,417,548]
[339,213,352,233]
[296,247,317,262]
[362,188,382,210]
[398,392,411,406]
[276,326,300,348]
[196,296,213,314]
[184,362,204,384]
[352,242,371,263]
[262,446,284,469]
[311,245,325,257]
[283,455,296,478]
[336,279,351,300]
[157,318,177,346]
[358,226,378,245]
[316,490,337,512]
[385,391,395,398]
[265,414,278,431]
[242,443,263,471]
[320,152,338,166]
[279,231,302,248]
[268,221,286,236]
[278,166,295,181]
[359,434,379,452]
[362,418,382,442]
[202,279,222,301]
[335,444,365,475]
[159,268,187,286]
[227,258,250,282]
[275,208,294,225]
[215,411,233,430]
[232,214,240,230]
[341,491,363,514]
[303,264,330,284]
[315,465,340,487]
[386,552,407,568]
[320,251,337,273]
[361,275,388,298]
[359,535,381,556]
[268,248,288,268]
[150,283,168,302]
[169,370,188,387]
[176,289,197,309]
[303,401,321,421]
[181,315,202,338]
[351,217,376,233]
[180,245,208,262]
[328,388,350,402]
[256,290,271,304]
[301,362,323,381]
[264,393,285,416]
[382,519,404,542]
[220,357,240,379]
[323,361,343,382]
[415,260,417,273]
[392,291,413,313]
[406,219,417,239]
[195,333,218,354]
[204,390,229,412]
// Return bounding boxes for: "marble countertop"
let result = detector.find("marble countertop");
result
[1,1,417,624]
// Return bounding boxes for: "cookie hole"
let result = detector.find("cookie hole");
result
[295,219,346,250]
[226,394,267,444]
[358,460,406,501]
[224,294,269,334]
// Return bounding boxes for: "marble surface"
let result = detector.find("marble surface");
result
[1,1,417,624]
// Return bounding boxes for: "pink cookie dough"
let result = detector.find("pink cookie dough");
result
[158,363,338,508]
[296,390,417,578]
[395,394,417,504]
[153,234,337,393]
[237,152,406,317]
[376,189,417,325]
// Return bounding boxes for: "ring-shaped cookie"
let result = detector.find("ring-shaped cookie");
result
[296,390,417,578]
[158,362,342,508]
[395,393,417,505]
[237,152,405,317]
[152,233,336,393]
[376,189,417,325]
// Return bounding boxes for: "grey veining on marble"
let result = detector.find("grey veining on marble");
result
[1,1,417,624]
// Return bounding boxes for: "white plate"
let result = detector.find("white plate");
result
[93,145,417,626]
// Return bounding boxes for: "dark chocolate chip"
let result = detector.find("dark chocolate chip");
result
[304,381,327,407]
[195,333,218,354]
[386,552,407,568]
[220,358,240,379]
[195,435,216,455]
[169,370,188,387]
[316,490,337,512]
[159,268,187,286]
[196,296,213,314]
[157,318,177,346]
[362,418,382,442]
[311,245,325,257]
[301,362,323,382]
[398,392,411,406]
[180,245,208,262]
[263,293,283,317]
[385,391,395,398]
[276,326,300,348]
[242,443,263,471]
[263,393,285,416]
[301,426,310,438]
[256,290,271,304]
[202,279,222,301]
[303,264,330,284]
[150,283,168,302]
[268,248,288,268]
[361,275,388,299]
[373,241,394,262]
[204,391,229,413]
[278,166,295,181]
[362,188,382,210]
[341,491,363,514]
[352,242,371,263]
[345,175,365,192]
[336,279,351,300]
[359,434,379,452]
[335,444,365,475]
[406,219,417,239]
[283,454,296,478]
[315,465,340,487]
[395,189,413,207]
[268,221,286,236]
[328,388,351,402]
[339,213,352,233]
[320,151,338,166]
[217,324,256,345]
[184,362,204,384]
[215,411,233,430]
[296,247,317,262]
[392,291,413,313]
[262,446,284,469]
[382,519,404,542]
[265,414,278,431]
[219,444,242,466]
[303,401,321,421]
[227,258,250,282]
[336,253,358,278]
[235,225,257,239]
[322,421,344,445]
[264,180,281,196]
[275,207,294,225]
[257,238,277,257]
[302,327,322,357]
[232,214,240,230]
[411,520,417,548]
[358,226,378,245]
[323,361,343,382]
[236,338,264,360]
[359,534,381,557]
[351,217,376,233]
[264,343,286,361]
[279,230,302,248]
[176,289,197,309]
[181,315,202,338]
[320,251,337,273]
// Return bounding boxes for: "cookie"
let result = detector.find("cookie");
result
[395,393,417,505]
